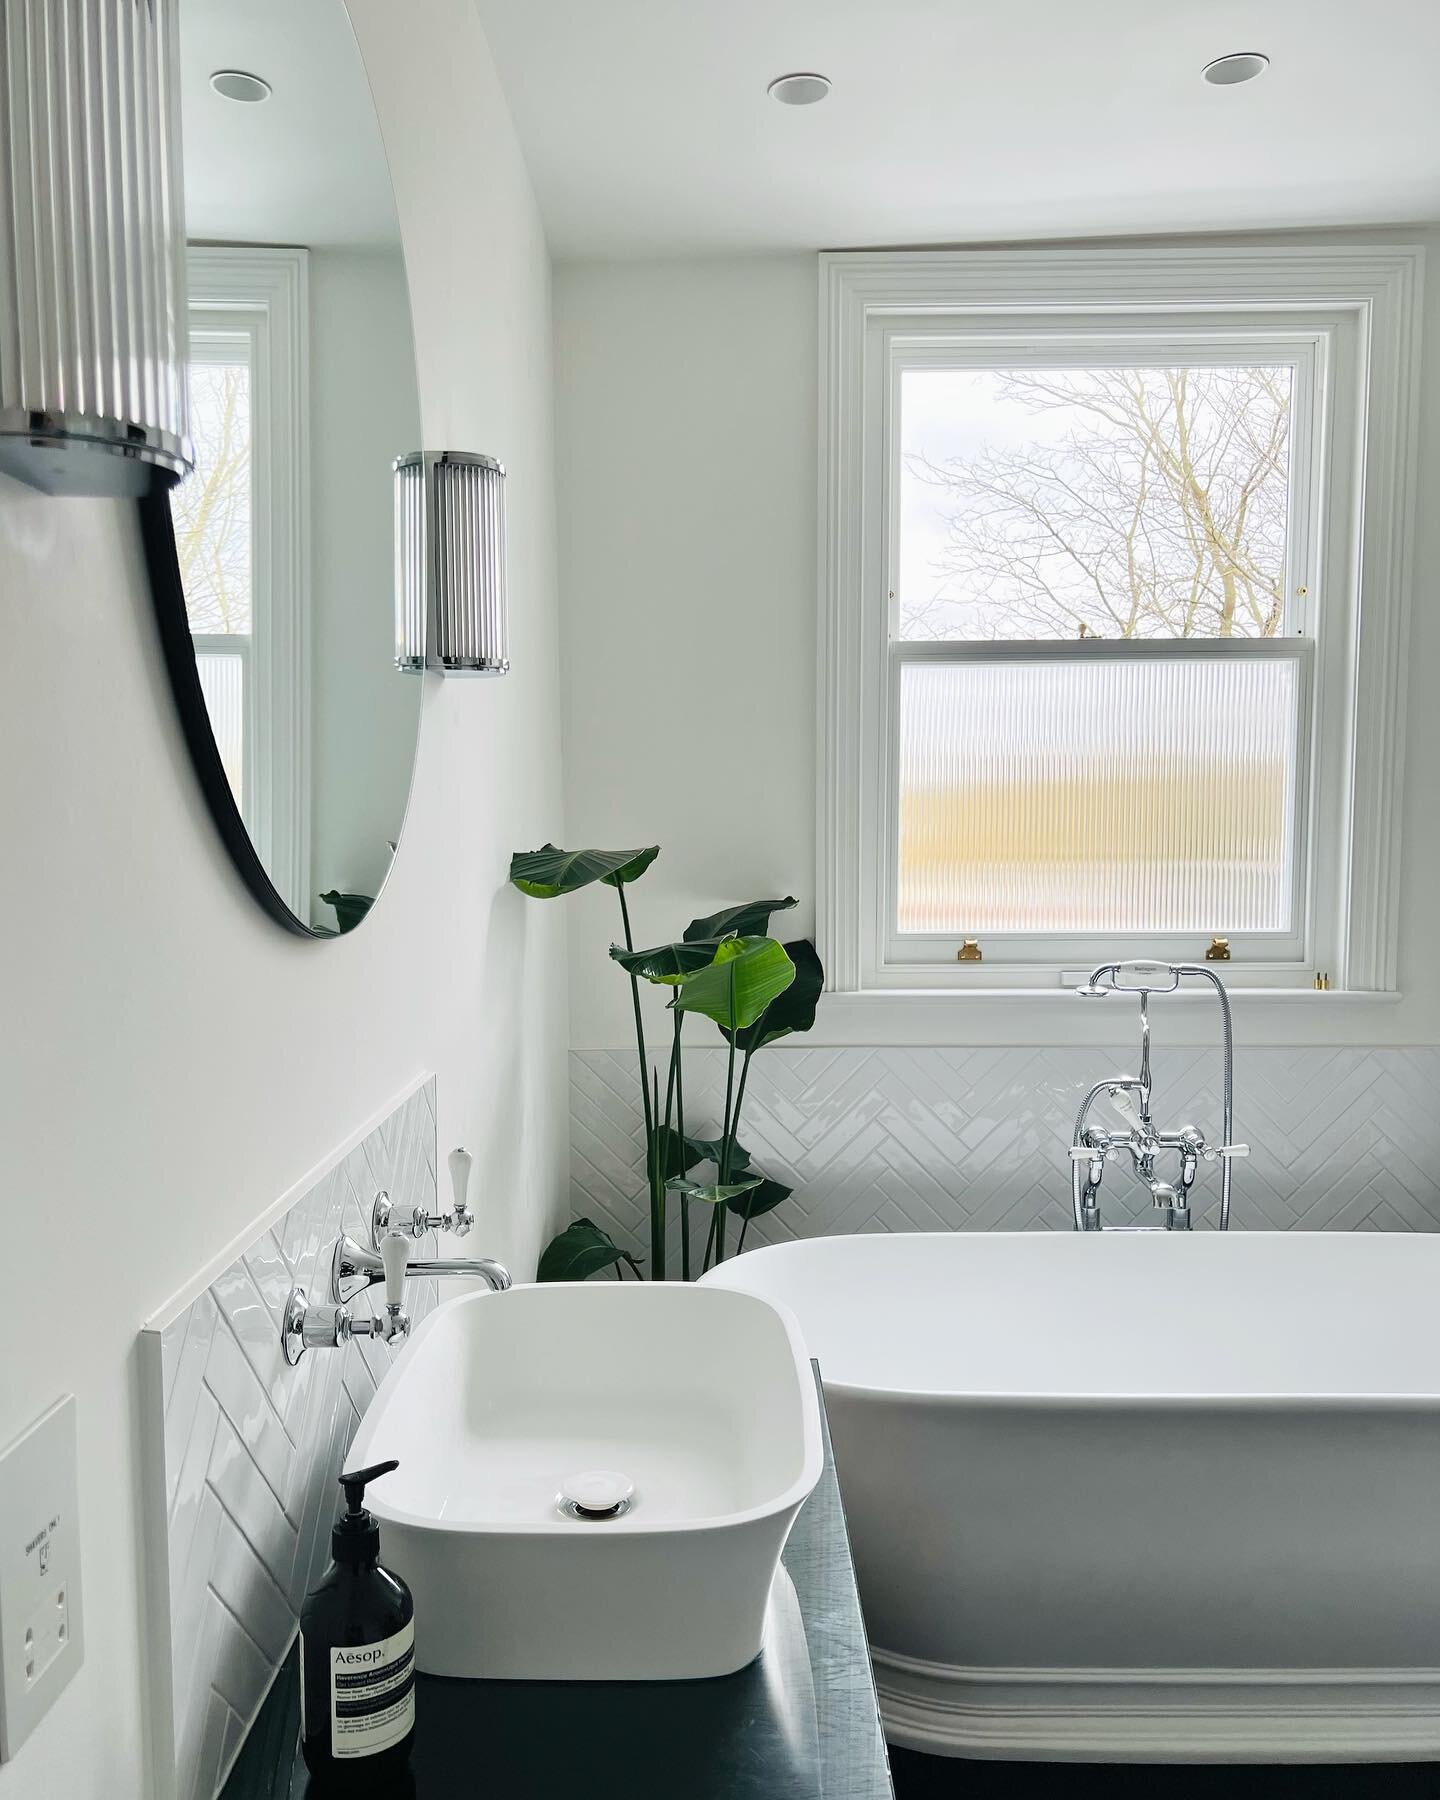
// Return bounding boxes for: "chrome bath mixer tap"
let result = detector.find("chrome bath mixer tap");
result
[1069,961,1248,1232]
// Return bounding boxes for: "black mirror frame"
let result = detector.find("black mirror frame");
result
[138,488,323,938]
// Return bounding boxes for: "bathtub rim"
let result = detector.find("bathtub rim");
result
[702,1232,1440,1406]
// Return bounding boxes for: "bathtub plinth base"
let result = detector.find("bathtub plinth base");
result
[875,1652,1440,1763]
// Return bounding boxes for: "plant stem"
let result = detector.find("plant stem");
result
[701,1207,719,1274]
[650,1069,665,1280]
[715,960,738,1265]
[616,881,651,1135]
[616,881,657,1276]
[670,1011,689,1282]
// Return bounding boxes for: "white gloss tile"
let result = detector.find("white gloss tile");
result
[571,1047,1440,1247]
[144,1080,439,1800]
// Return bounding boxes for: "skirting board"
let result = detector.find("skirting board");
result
[873,1649,1440,1763]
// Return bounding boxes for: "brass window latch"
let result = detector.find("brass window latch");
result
[955,938,983,962]
[1314,971,1331,990]
[1205,937,1231,961]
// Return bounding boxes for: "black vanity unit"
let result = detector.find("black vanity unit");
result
[223,1370,894,1800]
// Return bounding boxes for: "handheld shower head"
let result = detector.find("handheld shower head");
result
[1075,960,1182,997]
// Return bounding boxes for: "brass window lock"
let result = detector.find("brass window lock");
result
[1205,937,1231,961]
[956,939,983,962]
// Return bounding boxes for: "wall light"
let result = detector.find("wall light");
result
[0,0,193,495]
[394,451,509,676]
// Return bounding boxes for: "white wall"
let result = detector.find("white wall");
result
[554,235,1440,1052]
[554,255,819,1047]
[308,246,422,912]
[0,0,566,1793]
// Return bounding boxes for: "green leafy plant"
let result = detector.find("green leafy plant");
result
[508,845,822,1279]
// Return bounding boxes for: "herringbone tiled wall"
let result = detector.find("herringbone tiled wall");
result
[571,1046,1440,1251]
[143,1083,440,1800]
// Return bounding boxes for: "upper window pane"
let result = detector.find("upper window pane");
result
[174,352,254,635]
[897,365,1293,642]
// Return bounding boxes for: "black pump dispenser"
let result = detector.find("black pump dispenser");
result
[300,1457,416,1783]
[333,1459,395,1566]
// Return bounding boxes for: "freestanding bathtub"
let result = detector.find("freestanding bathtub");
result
[702,1232,1440,1762]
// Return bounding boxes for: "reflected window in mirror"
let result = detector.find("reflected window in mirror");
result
[178,253,309,916]
[176,330,254,819]
[180,325,259,824]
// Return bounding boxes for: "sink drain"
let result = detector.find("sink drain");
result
[557,1469,635,1521]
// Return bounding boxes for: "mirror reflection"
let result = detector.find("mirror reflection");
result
[165,0,422,934]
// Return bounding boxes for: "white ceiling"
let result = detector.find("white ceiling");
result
[181,0,400,249]
[473,0,1440,261]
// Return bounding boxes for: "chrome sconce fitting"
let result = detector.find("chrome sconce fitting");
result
[0,0,193,495]
[372,1147,476,1243]
[283,1233,411,1366]
[394,451,508,675]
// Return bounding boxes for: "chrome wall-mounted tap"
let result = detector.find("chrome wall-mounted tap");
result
[1069,961,1249,1232]
[281,1148,512,1365]
[372,1147,478,1242]
[283,1233,413,1365]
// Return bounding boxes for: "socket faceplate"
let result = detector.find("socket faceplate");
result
[0,1396,84,1761]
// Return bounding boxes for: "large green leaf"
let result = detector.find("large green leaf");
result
[537,1218,643,1281]
[727,1177,792,1223]
[510,844,659,898]
[609,939,723,984]
[665,1176,763,1205]
[670,937,795,1030]
[729,939,825,1051]
[683,896,797,943]
[649,1127,753,1180]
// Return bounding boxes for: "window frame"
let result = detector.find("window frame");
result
[878,326,1325,980]
[818,245,1424,1000]
[184,246,311,920]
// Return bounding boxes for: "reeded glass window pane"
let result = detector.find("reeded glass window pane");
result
[898,366,1293,642]
[174,354,253,634]
[897,657,1299,935]
[195,650,245,811]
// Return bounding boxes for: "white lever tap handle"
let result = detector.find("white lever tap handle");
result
[448,1147,475,1235]
[1107,1088,1144,1132]
[380,1232,410,1311]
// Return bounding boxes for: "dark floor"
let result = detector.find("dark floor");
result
[889,1747,1440,1798]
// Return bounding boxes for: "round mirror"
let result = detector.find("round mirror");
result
[141,0,422,936]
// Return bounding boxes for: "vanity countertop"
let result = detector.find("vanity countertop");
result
[222,1365,894,1800]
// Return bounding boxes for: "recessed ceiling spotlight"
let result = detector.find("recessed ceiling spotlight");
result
[767,72,831,106]
[1202,52,1269,86]
[210,69,272,104]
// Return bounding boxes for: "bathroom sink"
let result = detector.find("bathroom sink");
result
[345,1281,823,1681]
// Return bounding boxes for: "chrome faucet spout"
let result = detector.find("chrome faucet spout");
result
[332,1234,511,1304]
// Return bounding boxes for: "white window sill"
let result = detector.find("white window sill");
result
[801,986,1402,1049]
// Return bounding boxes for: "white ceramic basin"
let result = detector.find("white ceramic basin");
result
[346,1281,823,1681]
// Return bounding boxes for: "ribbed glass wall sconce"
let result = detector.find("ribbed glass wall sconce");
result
[394,451,509,676]
[0,0,193,495]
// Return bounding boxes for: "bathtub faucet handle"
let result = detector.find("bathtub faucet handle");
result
[1203,1142,1250,1162]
